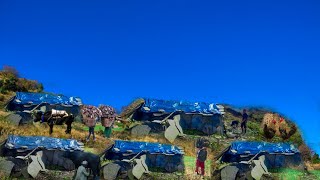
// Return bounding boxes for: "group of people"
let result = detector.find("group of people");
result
[84,115,115,142]
[81,105,117,141]
[36,107,115,142]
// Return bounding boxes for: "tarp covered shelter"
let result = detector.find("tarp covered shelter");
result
[219,141,302,169]
[131,98,224,135]
[142,99,221,114]
[5,92,82,116]
[3,135,83,156]
[2,135,83,158]
[104,140,184,172]
[0,135,102,178]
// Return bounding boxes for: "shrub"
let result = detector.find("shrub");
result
[2,65,19,77]
[0,65,44,93]
[16,78,43,92]
[312,153,320,164]
[0,65,19,92]
[299,143,312,161]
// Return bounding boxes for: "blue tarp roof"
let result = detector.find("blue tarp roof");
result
[5,135,83,151]
[142,98,221,114]
[228,141,300,155]
[12,92,82,106]
[112,140,184,155]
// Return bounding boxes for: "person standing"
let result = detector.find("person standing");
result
[65,114,74,134]
[103,116,115,138]
[195,146,207,176]
[74,161,90,180]
[104,126,112,138]
[241,109,248,134]
[48,117,54,135]
[86,116,97,141]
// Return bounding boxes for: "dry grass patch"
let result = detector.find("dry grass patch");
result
[0,117,112,154]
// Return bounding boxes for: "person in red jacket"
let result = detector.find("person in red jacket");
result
[195,146,207,176]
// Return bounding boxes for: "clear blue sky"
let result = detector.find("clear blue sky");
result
[1,0,320,152]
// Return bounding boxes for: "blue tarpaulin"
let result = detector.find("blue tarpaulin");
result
[221,141,302,169]
[13,92,82,106]
[142,98,221,114]
[112,140,183,155]
[228,141,299,155]
[105,140,184,172]
[5,135,83,151]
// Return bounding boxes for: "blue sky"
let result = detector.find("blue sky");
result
[0,0,320,152]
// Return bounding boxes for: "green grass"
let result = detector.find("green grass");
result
[277,169,303,179]
[310,170,320,178]
[83,124,104,131]
[270,168,320,179]
[184,156,211,172]
[82,124,124,132]
[83,147,97,154]
[183,129,206,136]
[112,127,124,132]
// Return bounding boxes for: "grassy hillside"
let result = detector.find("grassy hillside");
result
[1,104,320,179]
[1,66,320,179]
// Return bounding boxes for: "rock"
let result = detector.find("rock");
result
[7,113,22,126]
[62,159,75,171]
[173,115,184,136]
[131,125,151,136]
[27,155,45,178]
[103,163,121,180]
[251,155,270,180]
[132,155,149,179]
[165,162,177,173]
[221,166,239,180]
[41,150,75,171]
[0,159,15,176]
[165,120,180,143]
[21,167,29,178]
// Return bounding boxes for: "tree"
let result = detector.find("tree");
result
[0,66,19,92]
[2,65,19,78]
[312,153,320,164]
[0,65,44,93]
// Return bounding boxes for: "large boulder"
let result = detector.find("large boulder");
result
[6,112,33,125]
[0,158,15,177]
[131,125,151,136]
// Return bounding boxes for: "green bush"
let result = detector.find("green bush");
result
[287,130,303,146]
[312,153,320,164]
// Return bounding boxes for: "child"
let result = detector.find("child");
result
[195,146,207,176]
